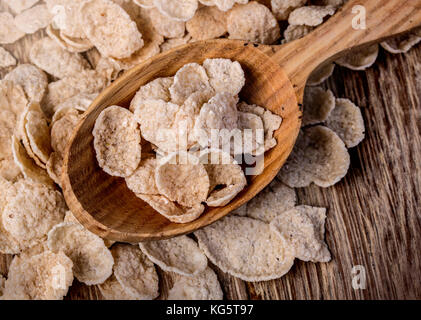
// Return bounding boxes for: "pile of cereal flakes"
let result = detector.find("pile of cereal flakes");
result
[0,0,419,300]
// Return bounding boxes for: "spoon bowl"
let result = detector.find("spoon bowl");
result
[62,40,300,242]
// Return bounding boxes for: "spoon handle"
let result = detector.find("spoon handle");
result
[269,0,421,99]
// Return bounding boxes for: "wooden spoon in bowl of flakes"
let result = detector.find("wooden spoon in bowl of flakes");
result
[62,0,421,242]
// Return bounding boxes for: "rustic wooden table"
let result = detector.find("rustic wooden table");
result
[1,3,420,300]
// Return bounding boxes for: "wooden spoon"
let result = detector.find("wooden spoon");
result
[62,0,421,242]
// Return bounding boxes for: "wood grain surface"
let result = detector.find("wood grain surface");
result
[1,2,420,300]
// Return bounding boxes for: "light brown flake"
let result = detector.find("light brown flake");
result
[246,178,296,223]
[139,235,207,276]
[325,98,365,148]
[93,106,141,177]
[81,0,144,59]
[155,151,210,207]
[154,0,198,22]
[278,125,350,187]
[335,44,379,71]
[288,5,335,26]
[167,267,223,300]
[14,4,51,34]
[2,251,73,300]
[0,12,25,44]
[270,205,331,262]
[195,216,295,281]
[47,222,114,285]
[270,0,306,20]
[4,64,48,103]
[187,5,227,40]
[29,37,91,79]
[0,47,16,68]
[203,58,245,95]
[227,1,280,44]
[2,179,65,249]
[303,87,335,126]
[111,244,159,300]
[138,194,205,223]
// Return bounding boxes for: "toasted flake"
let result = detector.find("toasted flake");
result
[46,24,93,53]
[81,0,144,59]
[0,109,16,160]
[0,79,28,119]
[95,56,122,82]
[46,152,63,185]
[29,37,91,79]
[52,92,96,121]
[134,0,155,8]
[238,111,266,153]
[278,125,350,188]
[195,216,295,281]
[0,12,25,44]
[17,102,46,168]
[4,64,48,103]
[200,0,249,12]
[98,275,138,300]
[133,99,183,152]
[198,149,246,206]
[193,92,239,147]
[325,98,365,148]
[227,2,280,44]
[270,205,331,262]
[283,24,314,43]
[155,151,209,207]
[0,159,22,182]
[238,102,282,151]
[289,5,335,26]
[203,58,245,95]
[2,251,73,300]
[246,179,296,222]
[138,194,205,223]
[2,179,65,248]
[303,87,335,126]
[11,135,53,187]
[4,0,40,14]
[111,244,159,299]
[307,62,335,86]
[25,109,52,164]
[0,178,21,254]
[154,0,198,22]
[336,44,379,71]
[381,32,421,54]
[93,106,141,177]
[51,112,81,156]
[14,4,51,34]
[47,222,114,285]
[170,63,211,105]
[44,70,106,118]
[139,235,207,276]
[45,0,85,38]
[125,157,159,195]
[187,5,227,40]
[160,35,192,52]
[63,210,115,248]
[168,267,223,300]
[129,77,173,113]
[148,8,186,39]
[0,47,16,68]
[270,0,306,20]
